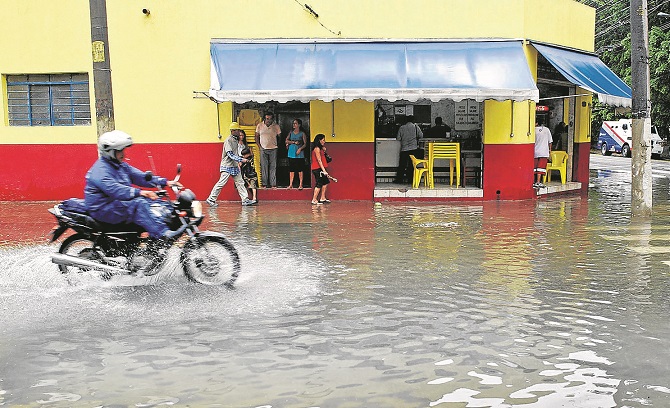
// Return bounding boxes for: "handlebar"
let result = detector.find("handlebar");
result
[145,164,183,197]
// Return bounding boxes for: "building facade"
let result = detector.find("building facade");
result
[0,0,629,201]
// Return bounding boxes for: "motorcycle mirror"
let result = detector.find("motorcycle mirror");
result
[174,164,182,183]
[144,171,153,181]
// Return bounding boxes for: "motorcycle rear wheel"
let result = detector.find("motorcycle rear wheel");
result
[58,233,105,274]
[180,235,241,286]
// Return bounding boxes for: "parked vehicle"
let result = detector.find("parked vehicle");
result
[48,165,240,286]
[597,119,665,159]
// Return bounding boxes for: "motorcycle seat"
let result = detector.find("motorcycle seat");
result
[61,198,88,214]
[57,198,145,234]
[59,208,145,233]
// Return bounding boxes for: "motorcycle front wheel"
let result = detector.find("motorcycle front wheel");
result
[58,233,105,274]
[180,235,241,286]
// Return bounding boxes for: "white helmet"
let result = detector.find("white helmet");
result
[98,130,133,160]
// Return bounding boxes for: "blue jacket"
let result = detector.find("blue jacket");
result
[84,157,167,215]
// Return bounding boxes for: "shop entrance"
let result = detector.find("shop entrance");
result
[537,56,576,183]
[374,98,483,188]
[233,101,311,188]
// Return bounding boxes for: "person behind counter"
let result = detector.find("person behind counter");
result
[553,121,568,151]
[395,115,423,185]
[425,116,451,139]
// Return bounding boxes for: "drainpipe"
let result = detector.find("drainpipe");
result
[510,101,515,138]
[89,0,115,135]
[528,100,532,137]
[331,101,336,138]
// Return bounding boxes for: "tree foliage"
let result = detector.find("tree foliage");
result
[576,0,670,138]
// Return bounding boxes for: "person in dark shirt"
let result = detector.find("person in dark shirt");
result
[425,116,451,139]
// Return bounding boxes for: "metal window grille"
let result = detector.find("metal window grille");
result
[7,74,91,126]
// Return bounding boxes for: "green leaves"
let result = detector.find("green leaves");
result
[578,1,670,138]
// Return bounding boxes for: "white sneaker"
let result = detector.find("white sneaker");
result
[206,198,218,207]
[241,199,254,206]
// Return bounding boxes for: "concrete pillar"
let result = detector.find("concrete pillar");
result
[89,0,115,136]
[630,0,653,216]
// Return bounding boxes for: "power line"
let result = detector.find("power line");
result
[291,0,341,36]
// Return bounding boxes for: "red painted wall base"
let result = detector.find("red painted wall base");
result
[0,142,374,201]
[482,144,536,200]
[573,142,591,194]
[0,141,587,201]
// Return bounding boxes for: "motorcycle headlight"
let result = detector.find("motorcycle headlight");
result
[191,200,203,218]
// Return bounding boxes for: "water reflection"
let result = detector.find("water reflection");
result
[1,176,670,406]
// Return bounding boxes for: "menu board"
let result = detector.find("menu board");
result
[455,100,481,130]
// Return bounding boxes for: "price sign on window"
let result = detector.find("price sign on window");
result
[455,100,481,130]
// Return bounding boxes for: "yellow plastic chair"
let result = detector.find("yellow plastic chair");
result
[410,154,429,188]
[240,124,263,185]
[428,142,461,188]
[543,150,568,184]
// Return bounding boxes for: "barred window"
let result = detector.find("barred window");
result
[7,74,91,126]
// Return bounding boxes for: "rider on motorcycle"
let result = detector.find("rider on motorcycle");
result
[84,130,182,240]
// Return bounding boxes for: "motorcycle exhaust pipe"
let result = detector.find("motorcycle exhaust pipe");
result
[51,253,130,275]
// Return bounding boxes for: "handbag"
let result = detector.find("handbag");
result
[324,152,333,163]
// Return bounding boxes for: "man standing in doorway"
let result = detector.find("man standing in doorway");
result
[255,112,282,188]
[533,119,553,188]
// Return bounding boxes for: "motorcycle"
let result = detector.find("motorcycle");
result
[48,165,240,286]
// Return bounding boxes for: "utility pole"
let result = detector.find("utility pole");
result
[630,0,653,216]
[89,0,115,136]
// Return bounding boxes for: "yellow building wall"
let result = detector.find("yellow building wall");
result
[217,102,234,137]
[0,0,595,145]
[310,100,375,143]
[0,1,93,144]
[483,100,536,145]
[522,1,595,52]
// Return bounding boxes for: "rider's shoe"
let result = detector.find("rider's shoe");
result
[242,198,255,206]
[206,198,218,207]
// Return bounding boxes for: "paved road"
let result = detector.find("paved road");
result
[590,151,670,180]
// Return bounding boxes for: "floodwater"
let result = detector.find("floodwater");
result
[2,168,670,407]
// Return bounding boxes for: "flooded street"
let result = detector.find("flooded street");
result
[2,157,670,407]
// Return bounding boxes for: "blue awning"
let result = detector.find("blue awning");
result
[209,40,539,103]
[533,43,632,108]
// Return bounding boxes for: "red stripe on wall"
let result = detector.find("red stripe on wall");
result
[482,144,536,200]
[0,142,375,201]
[573,142,590,194]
